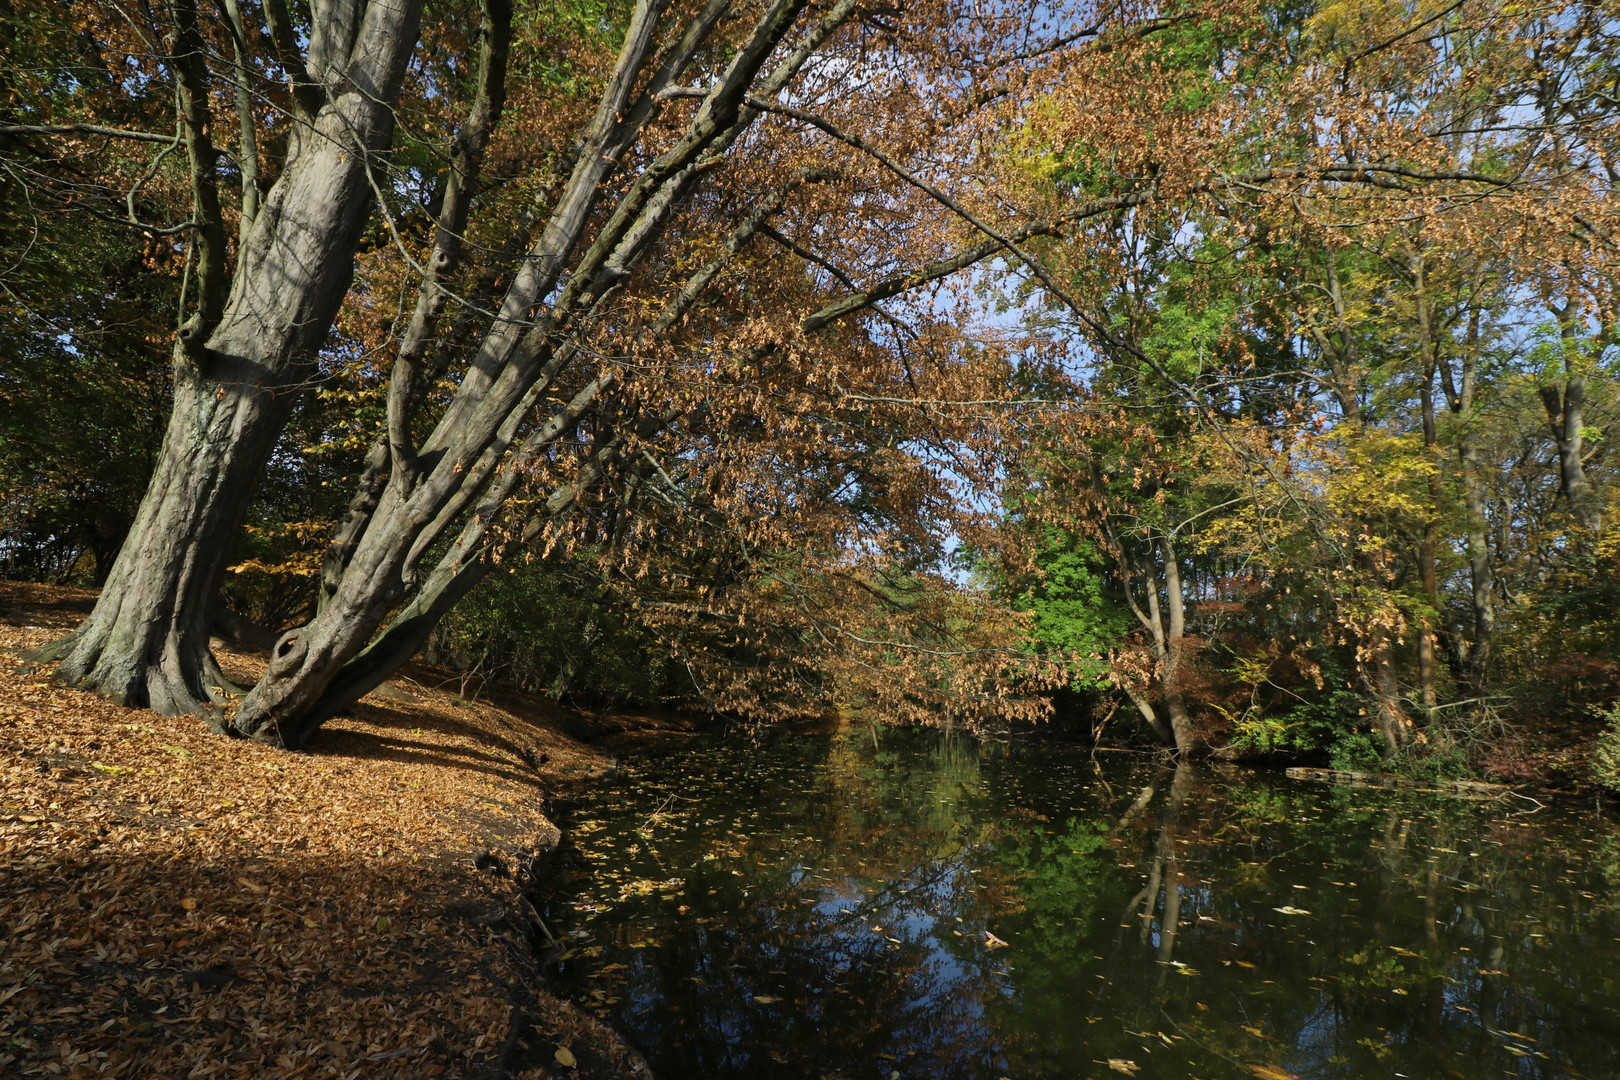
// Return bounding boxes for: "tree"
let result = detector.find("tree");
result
[18,0,1617,755]
[993,0,1619,756]
[16,0,430,712]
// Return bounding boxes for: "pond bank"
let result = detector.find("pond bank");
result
[0,582,670,1079]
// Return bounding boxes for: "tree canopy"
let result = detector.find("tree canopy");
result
[2,0,1616,769]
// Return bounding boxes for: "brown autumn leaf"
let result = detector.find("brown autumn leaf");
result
[1247,1065,1295,1080]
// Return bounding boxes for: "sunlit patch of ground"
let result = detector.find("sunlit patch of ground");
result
[0,583,649,1079]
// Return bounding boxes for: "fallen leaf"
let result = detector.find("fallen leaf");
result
[179,897,197,911]
[752,994,781,1004]
[554,1046,577,1068]
[236,877,266,894]
[1247,1065,1294,1080]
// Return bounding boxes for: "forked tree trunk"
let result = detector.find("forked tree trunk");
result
[1112,526,1199,755]
[1157,534,1199,754]
[228,0,845,747]
[35,0,425,713]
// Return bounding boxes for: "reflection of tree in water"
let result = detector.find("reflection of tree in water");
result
[541,732,1054,1078]
[540,735,1620,1080]
[1072,767,1620,1080]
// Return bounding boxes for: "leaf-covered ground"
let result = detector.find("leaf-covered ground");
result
[0,583,650,1079]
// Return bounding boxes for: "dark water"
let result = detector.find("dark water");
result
[532,729,1620,1080]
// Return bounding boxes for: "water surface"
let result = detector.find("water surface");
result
[534,729,1620,1080]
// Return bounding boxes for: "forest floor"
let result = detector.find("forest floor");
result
[0,582,698,1080]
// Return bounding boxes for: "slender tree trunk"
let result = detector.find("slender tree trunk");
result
[1158,534,1198,753]
[1458,432,1495,687]
[1121,681,1174,744]
[1413,256,1440,716]
[1541,295,1600,531]
[1448,309,1495,689]
[1110,526,1195,753]
[1540,375,1597,527]
[1314,250,1409,754]
[37,0,426,714]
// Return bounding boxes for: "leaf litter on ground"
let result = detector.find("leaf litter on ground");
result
[0,582,651,1079]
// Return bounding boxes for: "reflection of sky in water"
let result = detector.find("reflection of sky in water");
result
[533,731,1620,1080]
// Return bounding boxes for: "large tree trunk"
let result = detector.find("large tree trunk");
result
[39,355,303,712]
[37,0,426,713]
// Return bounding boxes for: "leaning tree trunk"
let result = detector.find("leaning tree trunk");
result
[40,354,307,712]
[36,0,425,713]
[228,0,843,748]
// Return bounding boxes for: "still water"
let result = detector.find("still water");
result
[533,729,1620,1080]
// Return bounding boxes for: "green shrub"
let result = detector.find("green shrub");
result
[1592,704,1620,790]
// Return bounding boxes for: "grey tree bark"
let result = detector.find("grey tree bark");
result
[37,0,426,712]
[1437,295,1496,690]
[1111,523,1198,754]
[229,0,870,746]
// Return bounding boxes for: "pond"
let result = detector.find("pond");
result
[532,728,1620,1080]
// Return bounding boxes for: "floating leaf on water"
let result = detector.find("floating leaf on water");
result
[1105,1060,1139,1075]
[753,994,781,1004]
[1246,1065,1294,1080]
[984,931,1010,949]
[1271,906,1310,916]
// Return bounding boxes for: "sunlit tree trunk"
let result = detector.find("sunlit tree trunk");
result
[1157,534,1198,752]
[1112,527,1198,754]
[230,0,851,745]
